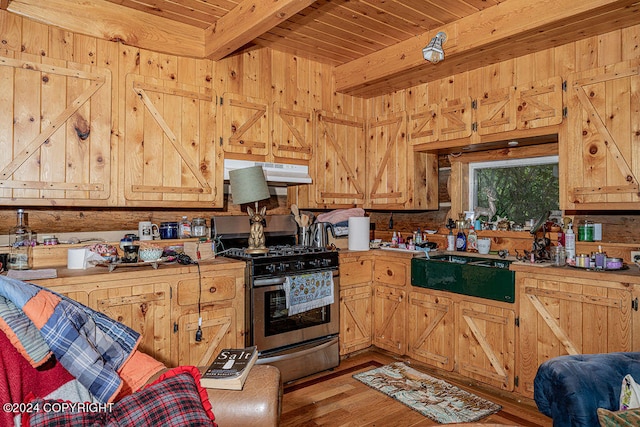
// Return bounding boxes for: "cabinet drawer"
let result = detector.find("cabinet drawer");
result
[177,274,237,305]
[374,260,407,287]
[340,259,373,286]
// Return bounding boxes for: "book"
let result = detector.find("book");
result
[200,346,258,390]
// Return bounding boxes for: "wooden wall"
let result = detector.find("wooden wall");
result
[0,10,639,249]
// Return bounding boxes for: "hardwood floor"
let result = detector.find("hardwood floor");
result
[281,349,553,426]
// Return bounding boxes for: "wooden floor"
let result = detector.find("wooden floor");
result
[281,349,553,426]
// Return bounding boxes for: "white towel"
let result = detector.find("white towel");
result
[283,271,334,315]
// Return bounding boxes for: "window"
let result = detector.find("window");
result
[468,156,559,225]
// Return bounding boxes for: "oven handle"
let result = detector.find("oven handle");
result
[257,336,339,364]
[253,269,339,287]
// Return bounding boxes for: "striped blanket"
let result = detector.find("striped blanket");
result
[0,276,162,403]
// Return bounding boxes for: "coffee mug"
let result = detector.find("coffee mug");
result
[477,238,491,255]
[138,221,159,241]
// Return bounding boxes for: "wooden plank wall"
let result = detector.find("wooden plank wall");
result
[0,10,639,249]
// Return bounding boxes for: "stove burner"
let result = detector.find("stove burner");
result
[222,244,339,279]
[225,245,334,259]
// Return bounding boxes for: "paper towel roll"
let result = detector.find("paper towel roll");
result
[67,248,88,269]
[348,217,370,251]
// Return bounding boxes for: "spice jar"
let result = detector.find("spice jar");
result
[192,218,207,237]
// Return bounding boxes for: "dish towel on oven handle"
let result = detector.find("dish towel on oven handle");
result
[283,270,334,315]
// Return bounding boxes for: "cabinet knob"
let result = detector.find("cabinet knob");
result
[209,286,217,293]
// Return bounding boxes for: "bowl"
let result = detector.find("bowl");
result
[138,247,164,262]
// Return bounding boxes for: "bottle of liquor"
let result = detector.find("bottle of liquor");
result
[8,209,33,270]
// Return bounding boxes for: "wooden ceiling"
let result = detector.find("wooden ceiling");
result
[4,0,640,97]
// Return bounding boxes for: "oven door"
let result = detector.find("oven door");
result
[252,271,339,353]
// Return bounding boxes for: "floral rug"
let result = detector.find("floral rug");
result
[353,362,502,424]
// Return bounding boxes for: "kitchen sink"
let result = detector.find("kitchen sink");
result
[411,255,515,303]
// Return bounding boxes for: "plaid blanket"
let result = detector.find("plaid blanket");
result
[0,276,142,403]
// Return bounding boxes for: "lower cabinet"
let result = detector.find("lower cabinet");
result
[340,285,372,355]
[339,253,374,356]
[174,269,244,367]
[517,270,638,398]
[33,260,246,368]
[407,290,455,371]
[373,284,406,354]
[372,256,410,355]
[89,280,173,366]
[458,300,515,391]
[408,288,515,391]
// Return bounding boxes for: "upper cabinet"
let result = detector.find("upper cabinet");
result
[220,95,314,163]
[271,102,313,161]
[220,93,269,158]
[0,54,113,206]
[123,74,221,207]
[410,79,563,151]
[307,109,434,210]
[563,59,640,210]
[312,109,367,207]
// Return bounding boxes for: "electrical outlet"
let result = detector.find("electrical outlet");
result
[631,251,640,263]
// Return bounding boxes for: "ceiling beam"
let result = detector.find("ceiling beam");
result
[205,0,316,61]
[334,0,640,96]
[7,0,205,57]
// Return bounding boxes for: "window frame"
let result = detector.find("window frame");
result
[467,155,559,220]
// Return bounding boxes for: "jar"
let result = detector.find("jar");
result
[160,222,179,239]
[551,246,566,266]
[606,257,623,270]
[578,221,594,242]
[192,218,207,237]
[576,253,590,268]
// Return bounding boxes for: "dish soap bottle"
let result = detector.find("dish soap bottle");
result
[456,228,467,252]
[565,223,576,263]
[447,228,455,251]
[8,209,33,270]
[467,225,478,252]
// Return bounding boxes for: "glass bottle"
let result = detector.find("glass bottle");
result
[179,216,192,238]
[8,209,33,270]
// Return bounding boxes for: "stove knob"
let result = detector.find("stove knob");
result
[277,262,289,272]
[295,260,305,269]
[266,264,276,273]
[309,259,321,267]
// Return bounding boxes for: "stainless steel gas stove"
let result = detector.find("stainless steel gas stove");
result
[211,215,340,383]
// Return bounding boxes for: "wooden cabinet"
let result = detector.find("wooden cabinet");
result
[0,54,113,206]
[123,74,221,207]
[407,290,455,371]
[373,284,406,354]
[372,257,409,355]
[339,253,373,356]
[174,269,244,367]
[33,260,245,368]
[563,59,640,209]
[89,279,172,365]
[312,109,367,208]
[516,268,639,398]
[408,288,515,391]
[220,93,270,158]
[457,300,515,391]
[271,102,313,161]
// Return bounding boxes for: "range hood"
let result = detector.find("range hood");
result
[223,159,312,185]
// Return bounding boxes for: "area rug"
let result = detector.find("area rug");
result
[353,361,502,424]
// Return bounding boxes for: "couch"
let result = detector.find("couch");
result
[534,352,640,426]
[0,275,281,426]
